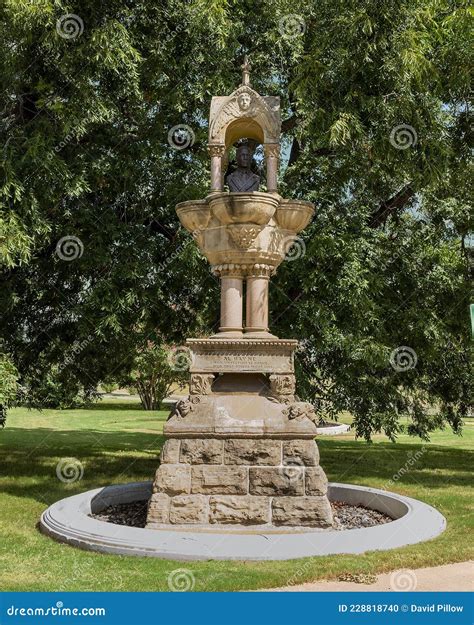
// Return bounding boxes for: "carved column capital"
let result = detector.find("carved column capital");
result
[246,263,274,278]
[208,144,226,158]
[212,263,248,278]
[264,143,280,193]
[264,143,280,160]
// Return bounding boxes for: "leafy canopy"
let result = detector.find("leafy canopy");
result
[0,0,472,439]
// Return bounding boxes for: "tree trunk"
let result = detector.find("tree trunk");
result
[137,381,153,410]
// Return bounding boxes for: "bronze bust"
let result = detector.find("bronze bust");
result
[226,144,260,192]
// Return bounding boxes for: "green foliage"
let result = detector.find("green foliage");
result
[100,381,119,394]
[0,351,18,426]
[0,0,472,437]
[0,352,18,405]
[119,341,187,410]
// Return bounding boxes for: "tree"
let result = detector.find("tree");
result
[0,0,471,439]
[119,341,188,411]
[0,350,18,426]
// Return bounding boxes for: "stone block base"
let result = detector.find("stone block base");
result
[146,436,333,528]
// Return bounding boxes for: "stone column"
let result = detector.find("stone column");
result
[220,277,243,333]
[264,144,280,193]
[208,145,225,192]
[213,264,245,335]
[245,264,272,335]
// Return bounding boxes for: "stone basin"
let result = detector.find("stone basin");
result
[39,481,446,560]
[275,199,314,232]
[208,192,279,226]
[176,199,211,233]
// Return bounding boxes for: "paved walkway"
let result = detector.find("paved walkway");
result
[268,561,473,592]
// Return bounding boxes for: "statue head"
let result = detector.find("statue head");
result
[236,144,252,169]
[237,92,252,111]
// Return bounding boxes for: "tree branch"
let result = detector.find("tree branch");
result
[281,115,298,133]
[287,143,334,168]
[287,138,301,167]
[369,183,415,228]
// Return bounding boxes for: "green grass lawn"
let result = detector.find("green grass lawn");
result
[0,400,472,591]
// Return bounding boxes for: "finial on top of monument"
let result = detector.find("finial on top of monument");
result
[240,55,251,86]
[208,59,281,192]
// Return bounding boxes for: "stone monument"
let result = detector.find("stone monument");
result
[146,59,333,528]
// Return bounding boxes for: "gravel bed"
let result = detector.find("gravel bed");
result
[331,500,393,530]
[90,500,393,530]
[92,501,148,527]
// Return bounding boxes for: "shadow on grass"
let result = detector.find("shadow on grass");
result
[1,427,472,507]
[319,439,473,491]
[83,401,167,413]
[0,428,166,505]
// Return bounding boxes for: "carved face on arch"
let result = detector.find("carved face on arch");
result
[237,92,252,111]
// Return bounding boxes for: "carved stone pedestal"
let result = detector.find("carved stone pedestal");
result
[146,339,333,529]
[146,66,332,530]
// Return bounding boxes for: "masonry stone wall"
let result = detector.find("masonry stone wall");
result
[147,437,333,528]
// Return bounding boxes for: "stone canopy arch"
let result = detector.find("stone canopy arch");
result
[209,85,280,148]
[224,118,264,150]
[208,84,281,192]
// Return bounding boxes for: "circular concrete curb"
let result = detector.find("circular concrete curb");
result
[316,422,351,435]
[39,481,446,561]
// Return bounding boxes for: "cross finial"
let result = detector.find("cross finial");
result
[241,55,251,87]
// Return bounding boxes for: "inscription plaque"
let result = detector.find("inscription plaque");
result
[187,339,297,374]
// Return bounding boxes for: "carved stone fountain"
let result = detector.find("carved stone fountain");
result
[146,60,333,528]
[38,61,446,560]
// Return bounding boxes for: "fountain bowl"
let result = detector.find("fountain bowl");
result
[176,199,211,233]
[275,199,314,232]
[208,192,279,226]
